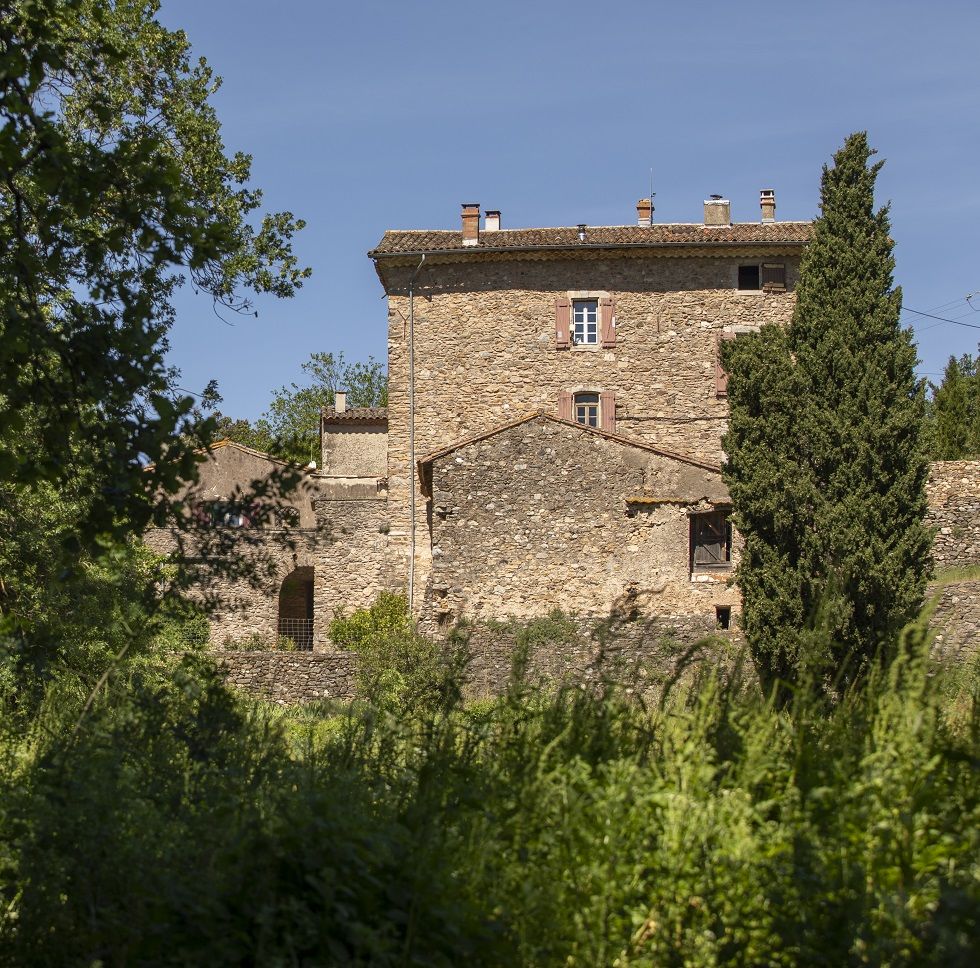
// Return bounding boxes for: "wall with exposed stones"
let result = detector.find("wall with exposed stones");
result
[312,496,396,642]
[383,249,801,606]
[460,613,745,699]
[214,650,356,704]
[322,424,388,477]
[422,414,739,630]
[926,461,980,569]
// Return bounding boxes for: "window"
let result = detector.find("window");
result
[737,264,760,290]
[738,263,786,291]
[574,392,600,427]
[690,510,732,571]
[716,605,732,630]
[572,299,599,345]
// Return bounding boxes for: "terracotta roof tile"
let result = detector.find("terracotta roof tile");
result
[321,406,388,425]
[370,222,812,257]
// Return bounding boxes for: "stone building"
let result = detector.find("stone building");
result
[371,192,810,635]
[156,192,979,662]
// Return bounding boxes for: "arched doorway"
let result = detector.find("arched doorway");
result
[277,566,314,650]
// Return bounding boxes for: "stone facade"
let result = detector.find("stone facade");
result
[156,202,980,702]
[926,460,980,569]
[214,650,356,704]
[375,234,804,609]
[420,413,738,630]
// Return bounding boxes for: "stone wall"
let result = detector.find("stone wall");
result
[422,414,739,629]
[926,460,980,569]
[214,650,356,704]
[312,496,396,641]
[459,612,744,699]
[928,579,980,663]
[322,424,387,477]
[383,250,801,607]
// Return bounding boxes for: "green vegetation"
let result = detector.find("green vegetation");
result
[723,133,932,694]
[1,5,976,961]
[927,349,980,460]
[1,607,978,964]
[215,350,388,464]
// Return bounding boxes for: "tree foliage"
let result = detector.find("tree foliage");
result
[215,351,388,463]
[927,350,980,460]
[723,132,932,692]
[0,0,308,695]
[0,0,308,551]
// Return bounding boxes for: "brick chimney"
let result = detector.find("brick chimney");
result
[760,189,776,223]
[485,209,501,232]
[461,202,480,245]
[334,390,347,413]
[703,195,731,226]
[636,198,653,227]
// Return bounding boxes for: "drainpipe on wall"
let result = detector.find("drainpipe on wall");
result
[407,253,426,613]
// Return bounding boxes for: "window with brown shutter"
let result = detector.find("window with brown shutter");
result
[716,333,735,398]
[599,391,616,433]
[690,510,732,572]
[761,263,786,291]
[600,296,616,347]
[558,390,573,421]
[555,297,571,349]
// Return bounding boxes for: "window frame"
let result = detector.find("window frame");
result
[689,509,733,573]
[573,391,600,427]
[571,298,599,346]
[737,262,787,292]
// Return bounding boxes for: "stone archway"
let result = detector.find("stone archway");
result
[277,566,314,650]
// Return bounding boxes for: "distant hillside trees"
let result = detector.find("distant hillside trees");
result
[927,350,980,460]
[214,351,387,464]
[722,132,932,695]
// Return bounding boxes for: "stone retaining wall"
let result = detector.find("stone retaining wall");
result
[213,650,356,704]
[926,461,980,569]
[928,579,980,663]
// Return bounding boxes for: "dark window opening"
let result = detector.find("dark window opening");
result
[277,566,314,650]
[690,510,732,571]
[716,605,732,630]
[737,264,760,290]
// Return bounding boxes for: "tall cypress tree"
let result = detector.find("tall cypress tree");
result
[723,132,932,692]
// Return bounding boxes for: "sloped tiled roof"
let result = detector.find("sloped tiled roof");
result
[321,406,388,425]
[418,411,722,474]
[370,222,812,257]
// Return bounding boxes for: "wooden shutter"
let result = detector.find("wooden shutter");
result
[600,296,616,347]
[691,511,731,568]
[761,263,786,291]
[558,390,573,421]
[555,297,571,349]
[715,333,734,398]
[599,391,616,433]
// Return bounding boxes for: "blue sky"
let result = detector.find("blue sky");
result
[158,0,980,420]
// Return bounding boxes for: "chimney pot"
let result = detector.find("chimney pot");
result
[485,209,501,232]
[334,390,347,413]
[577,223,587,241]
[461,202,480,245]
[703,196,731,226]
[636,198,653,227]
[760,189,776,223]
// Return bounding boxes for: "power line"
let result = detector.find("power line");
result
[902,306,980,331]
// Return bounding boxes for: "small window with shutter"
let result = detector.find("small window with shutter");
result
[690,510,732,572]
[761,263,786,291]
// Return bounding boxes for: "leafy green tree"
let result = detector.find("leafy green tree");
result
[0,0,308,694]
[928,351,980,460]
[215,351,387,463]
[723,132,932,693]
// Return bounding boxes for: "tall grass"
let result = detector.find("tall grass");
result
[0,618,978,964]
